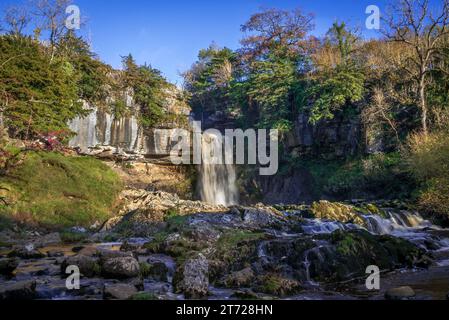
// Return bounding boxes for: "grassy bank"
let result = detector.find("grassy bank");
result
[0,151,123,229]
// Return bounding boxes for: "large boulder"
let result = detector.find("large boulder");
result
[0,280,37,300]
[8,245,45,259]
[0,258,19,275]
[174,254,209,299]
[311,201,365,226]
[246,229,429,285]
[116,190,227,223]
[304,230,429,282]
[32,232,62,247]
[242,206,285,229]
[103,283,138,300]
[102,256,140,278]
[147,262,169,282]
[98,249,134,262]
[61,255,101,278]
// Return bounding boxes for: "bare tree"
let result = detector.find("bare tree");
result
[362,86,400,144]
[4,6,31,37]
[32,0,73,61]
[383,0,449,134]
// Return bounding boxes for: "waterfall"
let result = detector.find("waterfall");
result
[197,129,238,206]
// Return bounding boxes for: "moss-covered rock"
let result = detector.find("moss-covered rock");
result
[61,255,101,278]
[310,229,430,282]
[173,253,209,299]
[255,274,301,296]
[311,201,365,226]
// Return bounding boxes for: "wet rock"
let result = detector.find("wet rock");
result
[242,206,285,229]
[224,267,255,287]
[142,281,172,296]
[148,262,169,281]
[103,283,138,300]
[120,241,141,252]
[76,279,104,297]
[187,224,221,243]
[14,261,51,277]
[101,190,230,234]
[232,290,259,300]
[385,286,415,300]
[77,246,99,257]
[125,277,144,291]
[0,280,37,300]
[311,201,365,226]
[8,245,45,259]
[72,246,85,253]
[32,232,62,247]
[255,274,301,296]
[102,256,140,278]
[147,254,176,279]
[61,255,101,278]
[98,249,134,261]
[250,230,428,282]
[46,250,64,258]
[174,253,209,299]
[0,258,19,275]
[130,291,158,300]
[110,190,227,228]
[300,230,430,283]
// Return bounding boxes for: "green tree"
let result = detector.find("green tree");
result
[57,31,110,105]
[183,45,236,118]
[307,23,365,123]
[0,35,84,139]
[245,54,298,131]
[134,64,169,128]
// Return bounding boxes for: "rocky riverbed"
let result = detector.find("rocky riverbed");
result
[1,195,449,300]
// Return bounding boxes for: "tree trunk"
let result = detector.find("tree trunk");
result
[0,108,4,138]
[419,75,428,135]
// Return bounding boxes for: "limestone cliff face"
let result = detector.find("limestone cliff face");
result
[250,113,372,205]
[68,88,190,161]
[285,112,362,159]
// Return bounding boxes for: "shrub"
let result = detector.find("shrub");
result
[406,132,449,181]
[405,131,449,222]
[303,152,412,200]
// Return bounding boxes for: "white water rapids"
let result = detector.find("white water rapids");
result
[299,210,449,262]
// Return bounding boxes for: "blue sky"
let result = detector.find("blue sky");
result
[1,0,391,84]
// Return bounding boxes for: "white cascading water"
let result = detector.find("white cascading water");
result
[198,130,239,206]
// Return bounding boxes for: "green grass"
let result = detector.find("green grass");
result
[0,151,123,229]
